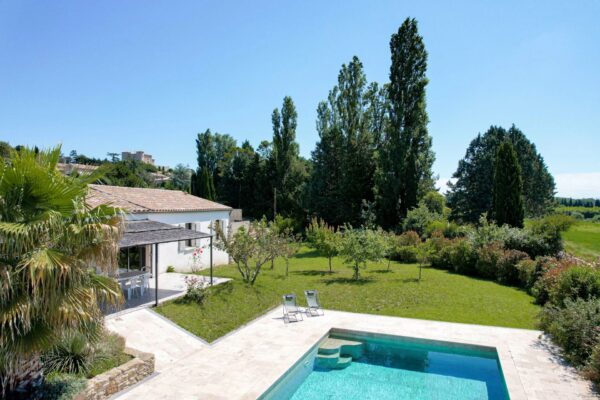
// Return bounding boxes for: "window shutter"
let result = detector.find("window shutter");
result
[192,223,198,247]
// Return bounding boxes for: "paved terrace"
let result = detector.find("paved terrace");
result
[112,308,596,400]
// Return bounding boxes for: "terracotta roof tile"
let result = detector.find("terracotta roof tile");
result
[87,184,231,213]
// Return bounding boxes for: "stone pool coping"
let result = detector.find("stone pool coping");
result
[114,308,596,400]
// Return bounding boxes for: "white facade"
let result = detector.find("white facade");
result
[128,210,230,274]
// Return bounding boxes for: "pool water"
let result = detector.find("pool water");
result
[261,330,510,400]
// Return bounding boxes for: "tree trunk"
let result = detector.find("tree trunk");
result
[285,258,289,277]
[328,257,332,273]
[387,258,391,271]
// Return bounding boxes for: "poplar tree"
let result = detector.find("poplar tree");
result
[493,141,524,228]
[376,18,434,229]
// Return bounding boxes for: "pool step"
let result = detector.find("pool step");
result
[315,338,363,370]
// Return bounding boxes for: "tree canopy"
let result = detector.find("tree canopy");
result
[447,125,555,223]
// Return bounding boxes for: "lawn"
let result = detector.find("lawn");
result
[563,221,600,261]
[155,247,540,342]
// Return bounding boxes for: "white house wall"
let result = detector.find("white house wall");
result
[128,210,230,273]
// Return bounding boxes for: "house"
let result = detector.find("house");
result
[87,184,232,274]
[121,150,155,165]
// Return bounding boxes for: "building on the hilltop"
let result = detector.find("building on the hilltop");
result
[121,150,155,165]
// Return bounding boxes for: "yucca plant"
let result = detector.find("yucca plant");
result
[0,146,123,396]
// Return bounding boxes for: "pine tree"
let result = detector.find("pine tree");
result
[492,141,524,228]
[199,167,216,200]
[376,18,434,229]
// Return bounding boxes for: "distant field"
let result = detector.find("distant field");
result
[563,221,600,261]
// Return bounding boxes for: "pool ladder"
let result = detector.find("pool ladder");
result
[315,338,363,370]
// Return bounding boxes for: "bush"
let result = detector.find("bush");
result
[550,266,600,307]
[420,191,446,215]
[475,243,504,279]
[182,275,207,304]
[425,220,465,239]
[527,214,575,256]
[496,249,530,285]
[42,332,93,375]
[397,231,421,246]
[425,233,453,269]
[515,259,537,289]
[449,239,477,275]
[584,343,600,384]
[392,245,419,263]
[540,298,600,365]
[166,265,176,273]
[87,332,128,378]
[403,205,442,237]
[31,373,87,400]
[531,257,576,305]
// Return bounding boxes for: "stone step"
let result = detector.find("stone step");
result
[315,353,353,370]
[317,338,363,359]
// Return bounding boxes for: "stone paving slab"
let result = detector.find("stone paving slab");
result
[112,308,597,399]
[106,308,206,372]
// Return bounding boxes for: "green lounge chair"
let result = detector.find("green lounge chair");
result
[282,294,304,323]
[304,290,324,317]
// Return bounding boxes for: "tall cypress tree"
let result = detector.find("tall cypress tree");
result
[492,141,524,227]
[376,18,434,229]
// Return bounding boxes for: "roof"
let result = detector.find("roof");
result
[87,184,232,213]
[120,220,212,248]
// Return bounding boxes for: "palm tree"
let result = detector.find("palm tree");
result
[0,146,123,396]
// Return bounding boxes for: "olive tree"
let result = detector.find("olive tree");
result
[306,217,341,273]
[214,218,278,285]
[339,226,387,280]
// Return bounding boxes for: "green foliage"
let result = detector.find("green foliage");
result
[31,373,87,400]
[306,218,341,272]
[550,266,600,307]
[308,56,383,226]
[421,191,446,214]
[339,227,387,280]
[42,332,93,376]
[213,219,279,285]
[496,249,530,285]
[475,243,505,279]
[392,246,419,263]
[166,266,176,273]
[0,146,123,394]
[376,18,434,228]
[98,159,157,187]
[540,298,600,365]
[492,141,524,228]
[166,164,191,192]
[403,204,442,237]
[448,125,555,223]
[584,343,600,384]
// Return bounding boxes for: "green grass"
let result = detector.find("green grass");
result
[564,221,600,261]
[156,247,540,342]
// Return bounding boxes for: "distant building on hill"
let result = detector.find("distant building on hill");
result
[122,150,155,165]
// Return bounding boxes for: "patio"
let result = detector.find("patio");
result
[111,308,596,400]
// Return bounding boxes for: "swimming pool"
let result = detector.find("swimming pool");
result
[260,329,510,399]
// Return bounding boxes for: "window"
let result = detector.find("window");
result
[185,223,194,247]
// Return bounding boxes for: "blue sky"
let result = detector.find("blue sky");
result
[1,1,599,197]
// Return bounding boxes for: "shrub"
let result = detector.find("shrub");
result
[425,220,464,239]
[449,239,477,275]
[397,231,421,246]
[425,233,453,269]
[475,243,504,279]
[593,215,600,222]
[550,266,600,307]
[584,343,600,384]
[540,298,600,365]
[31,373,87,400]
[496,249,530,285]
[468,215,511,248]
[392,245,419,263]
[403,205,442,237]
[527,214,575,256]
[182,275,207,304]
[531,257,576,304]
[420,191,446,215]
[42,332,93,375]
[515,259,537,289]
[166,265,176,273]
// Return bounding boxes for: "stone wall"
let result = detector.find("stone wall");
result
[74,347,154,400]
